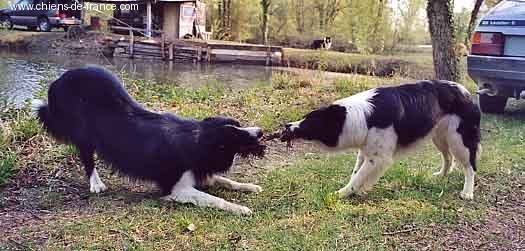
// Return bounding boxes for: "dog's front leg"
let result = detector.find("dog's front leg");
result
[162,187,253,215]
[162,171,253,215]
[337,156,393,198]
[337,127,396,198]
[207,175,262,193]
[337,151,365,198]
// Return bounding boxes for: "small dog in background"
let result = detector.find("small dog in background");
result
[311,36,332,50]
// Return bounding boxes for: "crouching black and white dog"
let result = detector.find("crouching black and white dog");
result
[32,66,265,215]
[311,36,332,50]
[281,80,481,200]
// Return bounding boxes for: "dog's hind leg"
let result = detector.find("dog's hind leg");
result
[79,148,107,193]
[163,171,253,215]
[432,135,454,177]
[207,175,262,193]
[446,116,477,200]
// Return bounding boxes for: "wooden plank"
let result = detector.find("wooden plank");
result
[213,54,268,62]
[133,48,163,55]
[130,51,163,57]
[110,25,163,34]
[208,43,282,52]
[211,49,280,57]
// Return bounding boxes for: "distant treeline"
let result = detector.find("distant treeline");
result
[203,0,502,55]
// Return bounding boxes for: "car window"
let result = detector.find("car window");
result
[490,0,525,16]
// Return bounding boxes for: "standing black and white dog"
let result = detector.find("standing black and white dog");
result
[32,66,265,215]
[311,36,332,50]
[281,80,481,200]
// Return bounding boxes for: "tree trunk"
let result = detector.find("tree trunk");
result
[465,0,484,47]
[370,0,385,53]
[261,0,271,44]
[427,0,460,81]
[294,0,305,33]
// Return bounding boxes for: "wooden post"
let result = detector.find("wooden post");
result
[161,33,165,59]
[266,46,271,66]
[197,46,202,62]
[146,1,152,38]
[169,43,174,61]
[206,46,211,63]
[129,29,134,58]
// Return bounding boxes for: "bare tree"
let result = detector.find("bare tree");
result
[427,0,460,81]
[294,0,306,34]
[370,0,386,53]
[313,0,344,31]
[261,0,271,44]
[465,0,484,47]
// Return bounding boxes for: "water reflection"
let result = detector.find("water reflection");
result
[0,51,273,111]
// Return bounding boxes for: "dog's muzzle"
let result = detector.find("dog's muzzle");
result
[238,128,266,158]
[280,122,300,145]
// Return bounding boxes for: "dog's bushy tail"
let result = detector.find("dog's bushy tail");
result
[31,99,71,143]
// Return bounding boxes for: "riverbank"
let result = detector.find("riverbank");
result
[0,29,109,55]
[0,72,523,250]
[283,48,436,79]
[1,30,438,79]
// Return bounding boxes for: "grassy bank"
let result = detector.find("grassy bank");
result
[0,72,524,250]
[282,48,436,80]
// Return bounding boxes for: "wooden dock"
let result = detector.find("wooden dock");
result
[110,29,282,66]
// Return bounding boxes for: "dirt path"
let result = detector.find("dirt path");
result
[391,175,525,250]
[0,139,318,247]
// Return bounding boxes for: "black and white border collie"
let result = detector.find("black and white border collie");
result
[311,36,332,50]
[281,80,481,200]
[32,66,266,215]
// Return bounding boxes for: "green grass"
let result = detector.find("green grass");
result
[1,72,524,250]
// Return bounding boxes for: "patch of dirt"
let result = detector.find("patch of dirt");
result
[391,175,525,250]
[0,137,315,247]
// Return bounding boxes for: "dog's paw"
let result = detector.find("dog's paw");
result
[90,182,107,194]
[232,205,253,216]
[242,184,263,193]
[460,191,474,200]
[336,189,350,199]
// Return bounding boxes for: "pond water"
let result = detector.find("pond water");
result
[0,51,274,111]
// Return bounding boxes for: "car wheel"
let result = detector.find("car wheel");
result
[0,15,13,30]
[478,94,507,114]
[38,17,50,32]
[29,26,38,31]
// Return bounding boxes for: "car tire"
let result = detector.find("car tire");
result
[479,94,507,114]
[0,15,13,30]
[29,26,38,31]
[38,17,50,32]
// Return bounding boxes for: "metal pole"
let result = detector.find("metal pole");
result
[146,1,152,37]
